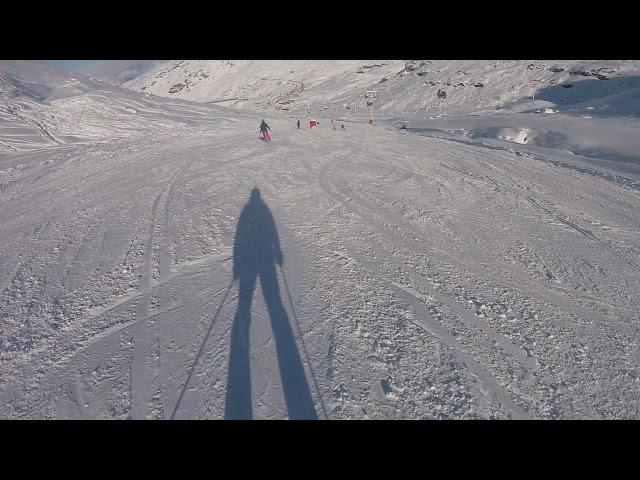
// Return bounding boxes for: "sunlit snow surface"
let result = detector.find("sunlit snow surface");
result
[1,60,639,419]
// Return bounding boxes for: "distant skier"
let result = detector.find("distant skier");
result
[296,119,300,129]
[332,120,336,131]
[341,123,345,131]
[260,119,272,142]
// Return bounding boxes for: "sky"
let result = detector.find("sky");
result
[43,60,166,84]
[44,60,109,74]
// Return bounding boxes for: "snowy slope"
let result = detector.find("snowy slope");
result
[354,60,640,116]
[125,60,640,117]
[2,61,640,419]
[123,60,640,167]
[0,60,254,153]
[124,60,405,110]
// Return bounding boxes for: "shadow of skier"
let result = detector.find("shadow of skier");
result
[224,187,318,420]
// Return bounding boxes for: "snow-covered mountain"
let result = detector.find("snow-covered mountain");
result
[87,60,168,85]
[124,60,405,110]
[123,59,640,167]
[0,60,253,152]
[352,60,640,117]
[125,60,640,119]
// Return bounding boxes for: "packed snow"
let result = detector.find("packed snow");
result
[1,60,639,419]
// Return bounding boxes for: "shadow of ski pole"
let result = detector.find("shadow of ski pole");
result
[170,279,235,420]
[278,264,329,420]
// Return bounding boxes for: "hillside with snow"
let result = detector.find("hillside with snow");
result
[125,60,640,166]
[1,60,639,419]
[0,61,253,153]
[124,60,405,110]
[125,60,640,117]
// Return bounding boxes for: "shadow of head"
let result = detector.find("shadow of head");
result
[233,187,284,280]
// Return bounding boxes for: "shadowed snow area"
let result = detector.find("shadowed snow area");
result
[1,60,639,419]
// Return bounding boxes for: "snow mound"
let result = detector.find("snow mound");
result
[468,126,569,148]
[0,61,255,152]
[470,127,532,144]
